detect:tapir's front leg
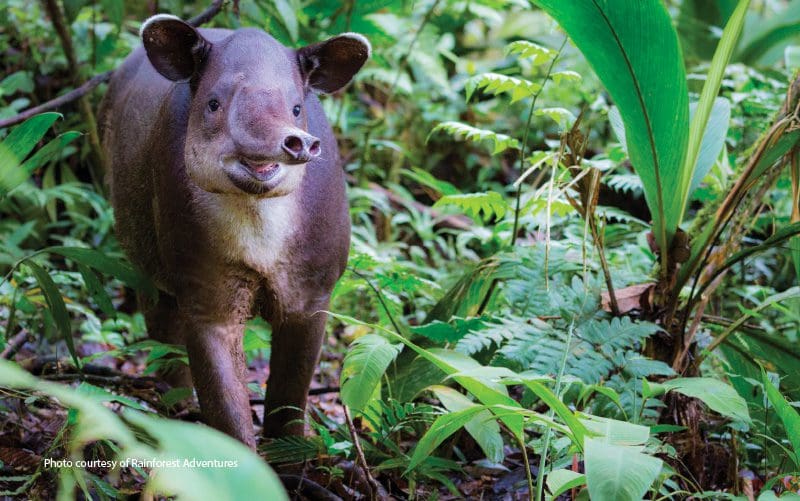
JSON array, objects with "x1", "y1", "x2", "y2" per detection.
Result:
[
  {"x1": 263, "y1": 296, "x2": 329, "y2": 438},
  {"x1": 181, "y1": 280, "x2": 257, "y2": 448},
  {"x1": 186, "y1": 321, "x2": 255, "y2": 448}
]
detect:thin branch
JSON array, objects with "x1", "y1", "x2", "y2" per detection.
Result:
[
  {"x1": 42, "y1": 0, "x2": 106, "y2": 189},
  {"x1": 343, "y1": 405, "x2": 380, "y2": 501},
  {"x1": 0, "y1": 71, "x2": 113, "y2": 130},
  {"x1": 0, "y1": 330, "x2": 28, "y2": 360},
  {"x1": 188, "y1": 0, "x2": 228, "y2": 26}
]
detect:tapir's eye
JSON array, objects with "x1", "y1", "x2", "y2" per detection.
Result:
[
  {"x1": 292, "y1": 105, "x2": 302, "y2": 117},
  {"x1": 208, "y1": 99, "x2": 220, "y2": 112}
]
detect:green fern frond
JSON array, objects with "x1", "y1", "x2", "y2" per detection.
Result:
[
  {"x1": 262, "y1": 435, "x2": 325, "y2": 464},
  {"x1": 506, "y1": 40, "x2": 556, "y2": 65},
  {"x1": 605, "y1": 173, "x2": 644, "y2": 196},
  {"x1": 551, "y1": 70, "x2": 582, "y2": 84},
  {"x1": 464, "y1": 73, "x2": 542, "y2": 103},
  {"x1": 429, "y1": 121, "x2": 520, "y2": 155},
  {"x1": 433, "y1": 192, "x2": 511, "y2": 222},
  {"x1": 535, "y1": 107, "x2": 577, "y2": 129}
]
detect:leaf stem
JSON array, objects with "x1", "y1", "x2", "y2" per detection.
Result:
[
  {"x1": 511, "y1": 37, "x2": 568, "y2": 246},
  {"x1": 534, "y1": 319, "x2": 575, "y2": 501}
]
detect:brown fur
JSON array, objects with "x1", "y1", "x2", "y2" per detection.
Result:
[{"x1": 99, "y1": 18, "x2": 368, "y2": 447}]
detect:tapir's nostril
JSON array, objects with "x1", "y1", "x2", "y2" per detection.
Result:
[
  {"x1": 309, "y1": 140, "x2": 321, "y2": 157},
  {"x1": 283, "y1": 135, "x2": 304, "y2": 155}
]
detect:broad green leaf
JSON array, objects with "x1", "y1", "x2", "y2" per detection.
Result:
[
  {"x1": 74, "y1": 382, "x2": 145, "y2": 411},
  {"x1": 328, "y1": 312, "x2": 524, "y2": 436},
  {"x1": 581, "y1": 416, "x2": 650, "y2": 445},
  {"x1": 430, "y1": 385, "x2": 504, "y2": 463},
  {"x1": 25, "y1": 261, "x2": 79, "y2": 368},
  {"x1": 341, "y1": 334, "x2": 401, "y2": 412},
  {"x1": 547, "y1": 469, "x2": 586, "y2": 499},
  {"x1": 77, "y1": 263, "x2": 116, "y2": 318},
  {"x1": 0, "y1": 113, "x2": 62, "y2": 195},
  {"x1": 679, "y1": 0, "x2": 749, "y2": 219},
  {"x1": 44, "y1": 246, "x2": 157, "y2": 299},
  {"x1": 534, "y1": 0, "x2": 690, "y2": 257},
  {"x1": 522, "y1": 379, "x2": 588, "y2": 448},
  {"x1": 688, "y1": 98, "x2": 731, "y2": 198},
  {"x1": 584, "y1": 438, "x2": 662, "y2": 501},
  {"x1": 0, "y1": 112, "x2": 61, "y2": 162},
  {"x1": 762, "y1": 370, "x2": 800, "y2": 467},
  {"x1": 661, "y1": 377, "x2": 750, "y2": 423},
  {"x1": 0, "y1": 359, "x2": 134, "y2": 446},
  {"x1": 124, "y1": 411, "x2": 287, "y2": 500},
  {"x1": 0, "y1": 360, "x2": 286, "y2": 500},
  {"x1": 406, "y1": 405, "x2": 489, "y2": 473},
  {"x1": 19, "y1": 131, "x2": 81, "y2": 175}
]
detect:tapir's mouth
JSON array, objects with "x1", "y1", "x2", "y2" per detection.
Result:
[{"x1": 239, "y1": 158, "x2": 282, "y2": 181}]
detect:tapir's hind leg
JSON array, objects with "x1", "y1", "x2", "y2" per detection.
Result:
[
  {"x1": 262, "y1": 295, "x2": 330, "y2": 438},
  {"x1": 140, "y1": 291, "x2": 193, "y2": 389}
]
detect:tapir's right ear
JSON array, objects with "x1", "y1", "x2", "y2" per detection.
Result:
[{"x1": 141, "y1": 15, "x2": 211, "y2": 82}]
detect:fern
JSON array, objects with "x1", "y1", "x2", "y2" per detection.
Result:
[
  {"x1": 550, "y1": 70, "x2": 582, "y2": 84},
  {"x1": 506, "y1": 40, "x2": 556, "y2": 65},
  {"x1": 341, "y1": 334, "x2": 402, "y2": 412},
  {"x1": 464, "y1": 72, "x2": 542, "y2": 103},
  {"x1": 262, "y1": 435, "x2": 325, "y2": 463},
  {"x1": 493, "y1": 316, "x2": 662, "y2": 384},
  {"x1": 433, "y1": 191, "x2": 511, "y2": 221},
  {"x1": 535, "y1": 107, "x2": 577, "y2": 129},
  {"x1": 429, "y1": 121, "x2": 520, "y2": 155},
  {"x1": 606, "y1": 173, "x2": 644, "y2": 196},
  {"x1": 457, "y1": 316, "x2": 550, "y2": 355}
]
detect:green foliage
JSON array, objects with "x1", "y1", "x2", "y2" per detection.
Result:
[
  {"x1": 762, "y1": 371, "x2": 800, "y2": 468},
  {"x1": 0, "y1": 360, "x2": 286, "y2": 499},
  {"x1": 534, "y1": 0, "x2": 690, "y2": 257},
  {"x1": 428, "y1": 121, "x2": 520, "y2": 155},
  {"x1": 433, "y1": 191, "x2": 510, "y2": 221},
  {"x1": 584, "y1": 438, "x2": 663, "y2": 501},
  {"x1": 465, "y1": 73, "x2": 542, "y2": 103},
  {"x1": 340, "y1": 333, "x2": 401, "y2": 413},
  {"x1": 651, "y1": 377, "x2": 751, "y2": 424},
  {"x1": 1, "y1": 0, "x2": 799, "y2": 498}
]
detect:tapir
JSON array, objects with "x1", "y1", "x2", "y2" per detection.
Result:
[{"x1": 98, "y1": 14, "x2": 369, "y2": 448}]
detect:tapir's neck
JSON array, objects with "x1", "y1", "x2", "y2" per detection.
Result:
[{"x1": 201, "y1": 192, "x2": 298, "y2": 275}]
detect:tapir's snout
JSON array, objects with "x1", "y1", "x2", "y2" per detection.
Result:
[{"x1": 282, "y1": 129, "x2": 321, "y2": 164}]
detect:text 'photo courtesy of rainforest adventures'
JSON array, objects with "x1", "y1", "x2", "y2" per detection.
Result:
[{"x1": 1, "y1": 0, "x2": 800, "y2": 499}]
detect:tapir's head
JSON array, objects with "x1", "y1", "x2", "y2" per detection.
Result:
[{"x1": 140, "y1": 15, "x2": 370, "y2": 197}]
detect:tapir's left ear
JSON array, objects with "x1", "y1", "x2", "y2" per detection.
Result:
[
  {"x1": 298, "y1": 33, "x2": 371, "y2": 94},
  {"x1": 141, "y1": 14, "x2": 211, "y2": 82}
]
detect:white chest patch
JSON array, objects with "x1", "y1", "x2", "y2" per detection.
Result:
[{"x1": 203, "y1": 193, "x2": 298, "y2": 276}]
